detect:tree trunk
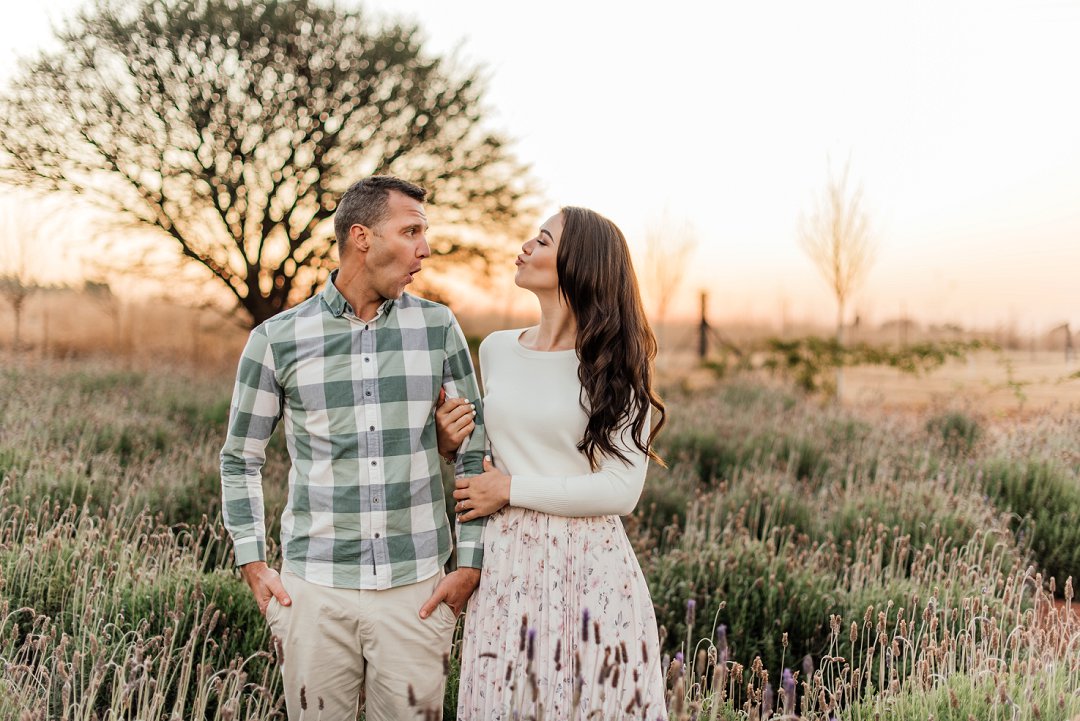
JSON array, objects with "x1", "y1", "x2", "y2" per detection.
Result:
[
  {"x1": 243, "y1": 293, "x2": 287, "y2": 328},
  {"x1": 835, "y1": 302, "x2": 845, "y2": 402}
]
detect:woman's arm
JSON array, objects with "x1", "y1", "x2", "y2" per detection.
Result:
[
  {"x1": 508, "y1": 445, "x2": 646, "y2": 517},
  {"x1": 453, "y1": 419, "x2": 650, "y2": 520}
]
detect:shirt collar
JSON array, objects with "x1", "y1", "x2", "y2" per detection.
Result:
[{"x1": 322, "y1": 270, "x2": 396, "y2": 319}]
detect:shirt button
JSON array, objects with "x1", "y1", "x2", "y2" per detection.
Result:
[
  {"x1": 374, "y1": 533, "x2": 380, "y2": 539},
  {"x1": 373, "y1": 497, "x2": 379, "y2": 503},
  {"x1": 369, "y1": 426, "x2": 375, "y2": 431},
  {"x1": 364, "y1": 357, "x2": 370, "y2": 362},
  {"x1": 371, "y1": 460, "x2": 377, "y2": 466},
  {"x1": 365, "y1": 391, "x2": 371, "y2": 396},
  {"x1": 364, "y1": 325, "x2": 369, "y2": 330}
]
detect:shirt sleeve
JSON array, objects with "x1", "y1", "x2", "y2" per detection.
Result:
[
  {"x1": 508, "y1": 411, "x2": 651, "y2": 518},
  {"x1": 442, "y1": 312, "x2": 487, "y2": 569},
  {"x1": 219, "y1": 326, "x2": 285, "y2": 566}
]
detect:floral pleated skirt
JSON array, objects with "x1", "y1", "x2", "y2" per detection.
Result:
[{"x1": 457, "y1": 507, "x2": 667, "y2": 721}]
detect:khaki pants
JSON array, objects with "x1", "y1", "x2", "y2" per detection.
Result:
[{"x1": 266, "y1": 568, "x2": 458, "y2": 721}]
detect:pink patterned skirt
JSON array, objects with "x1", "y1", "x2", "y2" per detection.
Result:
[{"x1": 457, "y1": 507, "x2": 667, "y2": 720}]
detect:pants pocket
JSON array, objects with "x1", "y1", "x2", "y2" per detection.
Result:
[
  {"x1": 266, "y1": 573, "x2": 293, "y2": 636},
  {"x1": 436, "y1": 600, "x2": 458, "y2": 629}
]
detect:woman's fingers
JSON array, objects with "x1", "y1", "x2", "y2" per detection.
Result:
[
  {"x1": 439, "y1": 397, "x2": 472, "y2": 418},
  {"x1": 457, "y1": 503, "x2": 496, "y2": 523},
  {"x1": 449, "y1": 413, "x2": 471, "y2": 431},
  {"x1": 435, "y1": 397, "x2": 468, "y2": 425},
  {"x1": 450, "y1": 415, "x2": 475, "y2": 438},
  {"x1": 447, "y1": 402, "x2": 475, "y2": 425}
]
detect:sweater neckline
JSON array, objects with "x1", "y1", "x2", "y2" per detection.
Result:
[{"x1": 513, "y1": 329, "x2": 578, "y2": 359}]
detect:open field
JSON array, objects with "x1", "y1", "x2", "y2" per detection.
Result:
[
  {"x1": 844, "y1": 351, "x2": 1080, "y2": 413},
  {"x1": 1, "y1": 350, "x2": 1078, "y2": 720},
  {"x1": 662, "y1": 349, "x2": 1080, "y2": 415},
  {"x1": 4, "y1": 289, "x2": 1080, "y2": 413}
]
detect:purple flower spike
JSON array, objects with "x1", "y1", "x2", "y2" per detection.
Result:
[
  {"x1": 674, "y1": 651, "x2": 684, "y2": 664},
  {"x1": 762, "y1": 682, "x2": 774, "y2": 714},
  {"x1": 685, "y1": 598, "x2": 697, "y2": 625},
  {"x1": 782, "y1": 668, "x2": 796, "y2": 714},
  {"x1": 581, "y1": 608, "x2": 590, "y2": 642}
]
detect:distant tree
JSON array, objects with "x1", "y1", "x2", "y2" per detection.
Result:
[
  {"x1": 798, "y1": 160, "x2": 877, "y2": 398},
  {"x1": 799, "y1": 160, "x2": 876, "y2": 343},
  {"x1": 0, "y1": 274, "x2": 33, "y2": 349},
  {"x1": 0, "y1": 198, "x2": 47, "y2": 348},
  {"x1": 84, "y1": 280, "x2": 125, "y2": 351},
  {"x1": 642, "y1": 210, "x2": 698, "y2": 337},
  {"x1": 0, "y1": 0, "x2": 533, "y2": 326}
]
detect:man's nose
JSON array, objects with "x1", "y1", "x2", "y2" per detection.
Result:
[{"x1": 417, "y1": 234, "x2": 431, "y2": 258}]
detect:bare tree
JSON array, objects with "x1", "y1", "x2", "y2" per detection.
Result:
[
  {"x1": 0, "y1": 273, "x2": 33, "y2": 349},
  {"x1": 0, "y1": 0, "x2": 535, "y2": 327},
  {"x1": 84, "y1": 279, "x2": 125, "y2": 351},
  {"x1": 641, "y1": 210, "x2": 698, "y2": 341},
  {"x1": 798, "y1": 160, "x2": 877, "y2": 398},
  {"x1": 799, "y1": 160, "x2": 876, "y2": 343},
  {"x1": 0, "y1": 198, "x2": 47, "y2": 348}
]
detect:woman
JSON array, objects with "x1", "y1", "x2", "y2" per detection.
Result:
[{"x1": 436, "y1": 207, "x2": 668, "y2": 720}]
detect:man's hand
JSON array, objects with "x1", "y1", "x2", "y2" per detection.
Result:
[
  {"x1": 453, "y1": 457, "x2": 511, "y2": 522},
  {"x1": 239, "y1": 561, "x2": 293, "y2": 616},
  {"x1": 419, "y1": 567, "x2": 482, "y2": 619},
  {"x1": 435, "y1": 389, "x2": 475, "y2": 460}
]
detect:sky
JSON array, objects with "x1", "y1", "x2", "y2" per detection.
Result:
[{"x1": 2, "y1": 0, "x2": 1078, "y2": 331}]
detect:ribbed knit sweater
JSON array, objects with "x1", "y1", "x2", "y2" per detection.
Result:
[{"x1": 479, "y1": 329, "x2": 649, "y2": 517}]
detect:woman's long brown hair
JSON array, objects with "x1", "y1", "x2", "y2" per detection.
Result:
[{"x1": 556, "y1": 206, "x2": 666, "y2": 470}]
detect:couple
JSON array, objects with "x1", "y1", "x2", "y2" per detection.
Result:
[{"x1": 220, "y1": 175, "x2": 667, "y2": 720}]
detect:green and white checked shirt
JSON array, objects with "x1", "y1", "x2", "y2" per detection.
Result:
[{"x1": 220, "y1": 272, "x2": 487, "y2": 590}]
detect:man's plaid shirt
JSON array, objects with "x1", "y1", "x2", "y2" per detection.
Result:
[{"x1": 220, "y1": 272, "x2": 487, "y2": 590}]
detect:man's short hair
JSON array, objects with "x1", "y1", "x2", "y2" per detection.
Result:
[{"x1": 334, "y1": 175, "x2": 427, "y2": 246}]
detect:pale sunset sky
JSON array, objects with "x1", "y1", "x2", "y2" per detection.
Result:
[{"x1": 2, "y1": 0, "x2": 1078, "y2": 331}]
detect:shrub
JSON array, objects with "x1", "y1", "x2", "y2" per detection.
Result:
[
  {"x1": 979, "y1": 459, "x2": 1080, "y2": 586},
  {"x1": 926, "y1": 410, "x2": 982, "y2": 455}
]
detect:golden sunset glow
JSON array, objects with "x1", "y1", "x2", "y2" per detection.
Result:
[{"x1": 3, "y1": 0, "x2": 1078, "y2": 330}]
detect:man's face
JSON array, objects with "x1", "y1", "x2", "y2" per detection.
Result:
[{"x1": 364, "y1": 190, "x2": 431, "y2": 299}]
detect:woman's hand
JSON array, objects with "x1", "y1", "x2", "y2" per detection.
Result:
[
  {"x1": 435, "y1": 390, "x2": 476, "y2": 461},
  {"x1": 454, "y1": 457, "x2": 510, "y2": 522}
]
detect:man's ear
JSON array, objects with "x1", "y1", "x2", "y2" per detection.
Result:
[{"x1": 347, "y1": 223, "x2": 372, "y2": 254}]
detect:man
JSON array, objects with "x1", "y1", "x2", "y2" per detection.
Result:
[{"x1": 220, "y1": 175, "x2": 485, "y2": 720}]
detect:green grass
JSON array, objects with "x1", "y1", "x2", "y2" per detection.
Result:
[
  {"x1": 2, "y1": 356, "x2": 1078, "y2": 720},
  {"x1": 978, "y1": 458, "x2": 1080, "y2": 586}
]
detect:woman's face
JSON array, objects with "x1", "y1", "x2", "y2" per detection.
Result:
[{"x1": 514, "y1": 213, "x2": 563, "y2": 292}]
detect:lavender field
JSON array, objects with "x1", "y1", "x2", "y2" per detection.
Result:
[{"x1": 1, "y1": 354, "x2": 1078, "y2": 720}]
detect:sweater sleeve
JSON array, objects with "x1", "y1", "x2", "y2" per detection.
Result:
[{"x1": 508, "y1": 411, "x2": 651, "y2": 517}]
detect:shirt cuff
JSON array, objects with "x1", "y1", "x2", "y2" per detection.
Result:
[
  {"x1": 456, "y1": 543, "x2": 484, "y2": 570},
  {"x1": 460, "y1": 448, "x2": 485, "y2": 477},
  {"x1": 232, "y1": 537, "x2": 266, "y2": 566}
]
